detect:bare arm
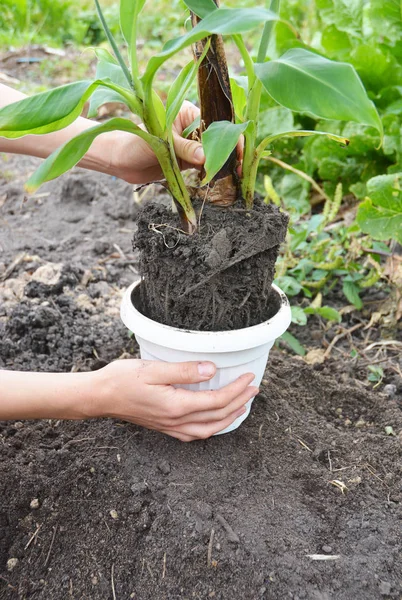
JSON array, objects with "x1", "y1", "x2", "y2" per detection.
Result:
[
  {"x1": 0, "y1": 361, "x2": 257, "y2": 441},
  {"x1": 0, "y1": 84, "x2": 205, "y2": 183},
  {"x1": 0, "y1": 83, "x2": 115, "y2": 174}
]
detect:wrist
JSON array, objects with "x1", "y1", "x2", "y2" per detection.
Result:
[{"x1": 85, "y1": 365, "x2": 116, "y2": 420}]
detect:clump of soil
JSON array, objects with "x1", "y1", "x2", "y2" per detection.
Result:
[{"x1": 134, "y1": 200, "x2": 288, "y2": 331}]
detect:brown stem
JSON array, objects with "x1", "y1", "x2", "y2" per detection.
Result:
[{"x1": 191, "y1": 2, "x2": 239, "y2": 206}]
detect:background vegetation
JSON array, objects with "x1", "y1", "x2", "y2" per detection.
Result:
[{"x1": 1, "y1": 0, "x2": 401, "y2": 357}]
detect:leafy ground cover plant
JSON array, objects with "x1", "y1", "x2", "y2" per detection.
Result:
[
  {"x1": 261, "y1": 0, "x2": 402, "y2": 243},
  {"x1": 0, "y1": 0, "x2": 382, "y2": 332}
]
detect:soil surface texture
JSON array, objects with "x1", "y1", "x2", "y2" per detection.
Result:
[
  {"x1": 135, "y1": 201, "x2": 288, "y2": 331},
  {"x1": 0, "y1": 158, "x2": 401, "y2": 600}
]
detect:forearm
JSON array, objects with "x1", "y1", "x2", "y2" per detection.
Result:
[
  {"x1": 0, "y1": 369, "x2": 99, "y2": 421},
  {"x1": 0, "y1": 84, "x2": 114, "y2": 174}
]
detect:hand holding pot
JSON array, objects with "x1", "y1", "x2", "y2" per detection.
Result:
[{"x1": 94, "y1": 359, "x2": 258, "y2": 442}]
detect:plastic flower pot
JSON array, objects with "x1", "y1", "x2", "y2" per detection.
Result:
[{"x1": 120, "y1": 280, "x2": 291, "y2": 435}]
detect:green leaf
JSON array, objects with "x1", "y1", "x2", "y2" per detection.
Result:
[
  {"x1": 94, "y1": 0, "x2": 133, "y2": 89},
  {"x1": 366, "y1": 0, "x2": 402, "y2": 44},
  {"x1": 88, "y1": 61, "x2": 133, "y2": 118},
  {"x1": 291, "y1": 306, "x2": 307, "y2": 326},
  {"x1": 202, "y1": 121, "x2": 249, "y2": 184},
  {"x1": 280, "y1": 332, "x2": 306, "y2": 356},
  {"x1": 230, "y1": 78, "x2": 248, "y2": 121},
  {"x1": 258, "y1": 0, "x2": 280, "y2": 62},
  {"x1": 151, "y1": 90, "x2": 167, "y2": 131},
  {"x1": 25, "y1": 118, "x2": 158, "y2": 193},
  {"x1": 275, "y1": 275, "x2": 302, "y2": 296},
  {"x1": 143, "y1": 8, "x2": 279, "y2": 85},
  {"x1": 368, "y1": 365, "x2": 384, "y2": 383},
  {"x1": 315, "y1": 0, "x2": 363, "y2": 37},
  {"x1": 304, "y1": 306, "x2": 342, "y2": 322},
  {"x1": 258, "y1": 106, "x2": 294, "y2": 140},
  {"x1": 342, "y1": 280, "x2": 363, "y2": 309},
  {"x1": 182, "y1": 0, "x2": 218, "y2": 18},
  {"x1": 120, "y1": 0, "x2": 146, "y2": 47},
  {"x1": 91, "y1": 48, "x2": 118, "y2": 65},
  {"x1": 0, "y1": 80, "x2": 113, "y2": 138},
  {"x1": 91, "y1": 47, "x2": 119, "y2": 65},
  {"x1": 166, "y1": 40, "x2": 210, "y2": 129},
  {"x1": 183, "y1": 116, "x2": 200, "y2": 139},
  {"x1": 357, "y1": 173, "x2": 402, "y2": 244},
  {"x1": 255, "y1": 48, "x2": 383, "y2": 135}
]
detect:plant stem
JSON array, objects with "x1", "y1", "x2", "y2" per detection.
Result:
[
  {"x1": 232, "y1": 35, "x2": 262, "y2": 208},
  {"x1": 152, "y1": 133, "x2": 196, "y2": 233},
  {"x1": 191, "y1": 2, "x2": 239, "y2": 198}
]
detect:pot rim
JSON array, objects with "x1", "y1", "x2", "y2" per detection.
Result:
[{"x1": 120, "y1": 280, "x2": 292, "y2": 353}]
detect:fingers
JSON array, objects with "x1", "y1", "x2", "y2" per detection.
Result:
[
  {"x1": 171, "y1": 384, "x2": 258, "y2": 425},
  {"x1": 140, "y1": 360, "x2": 217, "y2": 385},
  {"x1": 172, "y1": 129, "x2": 205, "y2": 169},
  {"x1": 162, "y1": 403, "x2": 251, "y2": 442},
  {"x1": 173, "y1": 372, "x2": 256, "y2": 415}
]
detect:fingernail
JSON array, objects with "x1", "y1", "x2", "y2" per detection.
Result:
[
  {"x1": 237, "y1": 406, "x2": 247, "y2": 416},
  {"x1": 194, "y1": 146, "x2": 205, "y2": 163},
  {"x1": 198, "y1": 362, "x2": 215, "y2": 377}
]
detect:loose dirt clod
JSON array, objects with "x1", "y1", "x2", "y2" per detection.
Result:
[{"x1": 6, "y1": 559, "x2": 18, "y2": 572}]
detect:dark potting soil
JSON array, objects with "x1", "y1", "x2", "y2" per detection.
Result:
[
  {"x1": 134, "y1": 200, "x2": 288, "y2": 331},
  {"x1": 0, "y1": 158, "x2": 401, "y2": 599}
]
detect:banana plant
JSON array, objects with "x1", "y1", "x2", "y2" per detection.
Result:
[{"x1": 0, "y1": 0, "x2": 382, "y2": 233}]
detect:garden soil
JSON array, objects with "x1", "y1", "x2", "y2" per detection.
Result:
[{"x1": 0, "y1": 157, "x2": 401, "y2": 600}]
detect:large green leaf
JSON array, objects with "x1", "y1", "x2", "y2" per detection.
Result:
[
  {"x1": 315, "y1": 0, "x2": 364, "y2": 36},
  {"x1": 25, "y1": 118, "x2": 157, "y2": 193},
  {"x1": 357, "y1": 173, "x2": 402, "y2": 243},
  {"x1": 366, "y1": 0, "x2": 402, "y2": 44},
  {"x1": 182, "y1": 0, "x2": 217, "y2": 18},
  {"x1": 120, "y1": 0, "x2": 146, "y2": 47},
  {"x1": 0, "y1": 81, "x2": 101, "y2": 138},
  {"x1": 255, "y1": 48, "x2": 382, "y2": 135},
  {"x1": 202, "y1": 121, "x2": 249, "y2": 184},
  {"x1": 143, "y1": 8, "x2": 279, "y2": 85}
]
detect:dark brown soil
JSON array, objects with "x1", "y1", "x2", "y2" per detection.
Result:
[
  {"x1": 1, "y1": 158, "x2": 401, "y2": 600},
  {"x1": 134, "y1": 201, "x2": 288, "y2": 330}
]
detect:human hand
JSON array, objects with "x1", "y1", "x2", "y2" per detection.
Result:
[
  {"x1": 108, "y1": 101, "x2": 205, "y2": 184},
  {"x1": 106, "y1": 101, "x2": 243, "y2": 184},
  {"x1": 93, "y1": 359, "x2": 258, "y2": 442}
]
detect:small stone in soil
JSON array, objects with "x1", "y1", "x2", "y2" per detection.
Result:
[
  {"x1": 110, "y1": 509, "x2": 118, "y2": 520},
  {"x1": 379, "y1": 581, "x2": 392, "y2": 596},
  {"x1": 322, "y1": 545, "x2": 332, "y2": 553},
  {"x1": 157, "y1": 460, "x2": 171, "y2": 475},
  {"x1": 30, "y1": 498, "x2": 40, "y2": 509},
  {"x1": 130, "y1": 481, "x2": 148, "y2": 496},
  {"x1": 7, "y1": 558, "x2": 19, "y2": 571},
  {"x1": 384, "y1": 384, "x2": 397, "y2": 397}
]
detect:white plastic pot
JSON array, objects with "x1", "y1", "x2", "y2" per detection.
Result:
[{"x1": 120, "y1": 280, "x2": 291, "y2": 434}]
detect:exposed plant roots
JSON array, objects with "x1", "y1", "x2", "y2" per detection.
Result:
[{"x1": 134, "y1": 199, "x2": 288, "y2": 331}]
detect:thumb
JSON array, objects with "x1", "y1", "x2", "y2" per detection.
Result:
[
  {"x1": 172, "y1": 131, "x2": 205, "y2": 168},
  {"x1": 142, "y1": 360, "x2": 216, "y2": 385}
]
